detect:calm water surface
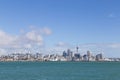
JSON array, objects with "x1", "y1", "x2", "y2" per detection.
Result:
[{"x1": 0, "y1": 62, "x2": 120, "y2": 80}]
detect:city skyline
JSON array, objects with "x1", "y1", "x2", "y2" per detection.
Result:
[{"x1": 0, "y1": 0, "x2": 120, "y2": 57}]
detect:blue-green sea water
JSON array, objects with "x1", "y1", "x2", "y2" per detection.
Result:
[{"x1": 0, "y1": 62, "x2": 120, "y2": 80}]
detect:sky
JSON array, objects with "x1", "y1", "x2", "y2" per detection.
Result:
[{"x1": 0, "y1": 0, "x2": 120, "y2": 57}]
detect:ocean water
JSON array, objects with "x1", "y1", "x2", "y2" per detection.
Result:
[{"x1": 0, "y1": 62, "x2": 120, "y2": 80}]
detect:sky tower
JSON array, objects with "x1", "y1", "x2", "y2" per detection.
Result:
[{"x1": 76, "y1": 46, "x2": 79, "y2": 53}]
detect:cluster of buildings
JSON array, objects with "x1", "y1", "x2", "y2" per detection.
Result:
[
  {"x1": 62, "y1": 48, "x2": 120, "y2": 62},
  {"x1": 0, "y1": 47, "x2": 120, "y2": 62},
  {"x1": 62, "y1": 49, "x2": 103, "y2": 61}
]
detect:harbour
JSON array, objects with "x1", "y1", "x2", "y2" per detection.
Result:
[{"x1": 0, "y1": 61, "x2": 120, "y2": 80}]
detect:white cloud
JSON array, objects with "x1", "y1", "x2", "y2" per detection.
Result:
[
  {"x1": 0, "y1": 27, "x2": 52, "y2": 54},
  {"x1": 40, "y1": 27, "x2": 52, "y2": 35},
  {"x1": 0, "y1": 48, "x2": 7, "y2": 55},
  {"x1": 23, "y1": 44, "x2": 32, "y2": 48},
  {"x1": 107, "y1": 43, "x2": 120, "y2": 48},
  {"x1": 25, "y1": 30, "x2": 43, "y2": 42},
  {"x1": 0, "y1": 27, "x2": 52, "y2": 55},
  {"x1": 56, "y1": 42, "x2": 68, "y2": 47},
  {"x1": 0, "y1": 30, "x2": 17, "y2": 47}
]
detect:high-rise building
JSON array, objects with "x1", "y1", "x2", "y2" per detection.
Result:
[
  {"x1": 96, "y1": 53, "x2": 103, "y2": 61},
  {"x1": 87, "y1": 51, "x2": 91, "y2": 61},
  {"x1": 74, "y1": 53, "x2": 80, "y2": 59},
  {"x1": 63, "y1": 51, "x2": 67, "y2": 58},
  {"x1": 67, "y1": 49, "x2": 73, "y2": 57}
]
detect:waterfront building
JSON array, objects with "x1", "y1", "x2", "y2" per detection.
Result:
[
  {"x1": 67, "y1": 49, "x2": 73, "y2": 57},
  {"x1": 86, "y1": 51, "x2": 95, "y2": 61},
  {"x1": 66, "y1": 49, "x2": 73, "y2": 61},
  {"x1": 62, "y1": 49, "x2": 73, "y2": 61},
  {"x1": 96, "y1": 53, "x2": 103, "y2": 61},
  {"x1": 58, "y1": 56, "x2": 67, "y2": 61},
  {"x1": 83, "y1": 54, "x2": 88, "y2": 61},
  {"x1": 35, "y1": 53, "x2": 43, "y2": 61},
  {"x1": 63, "y1": 51, "x2": 67, "y2": 58}
]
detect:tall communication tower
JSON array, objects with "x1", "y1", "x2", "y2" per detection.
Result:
[{"x1": 76, "y1": 46, "x2": 79, "y2": 53}]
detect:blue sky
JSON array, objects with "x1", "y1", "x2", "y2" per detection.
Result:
[{"x1": 0, "y1": 0, "x2": 120, "y2": 57}]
